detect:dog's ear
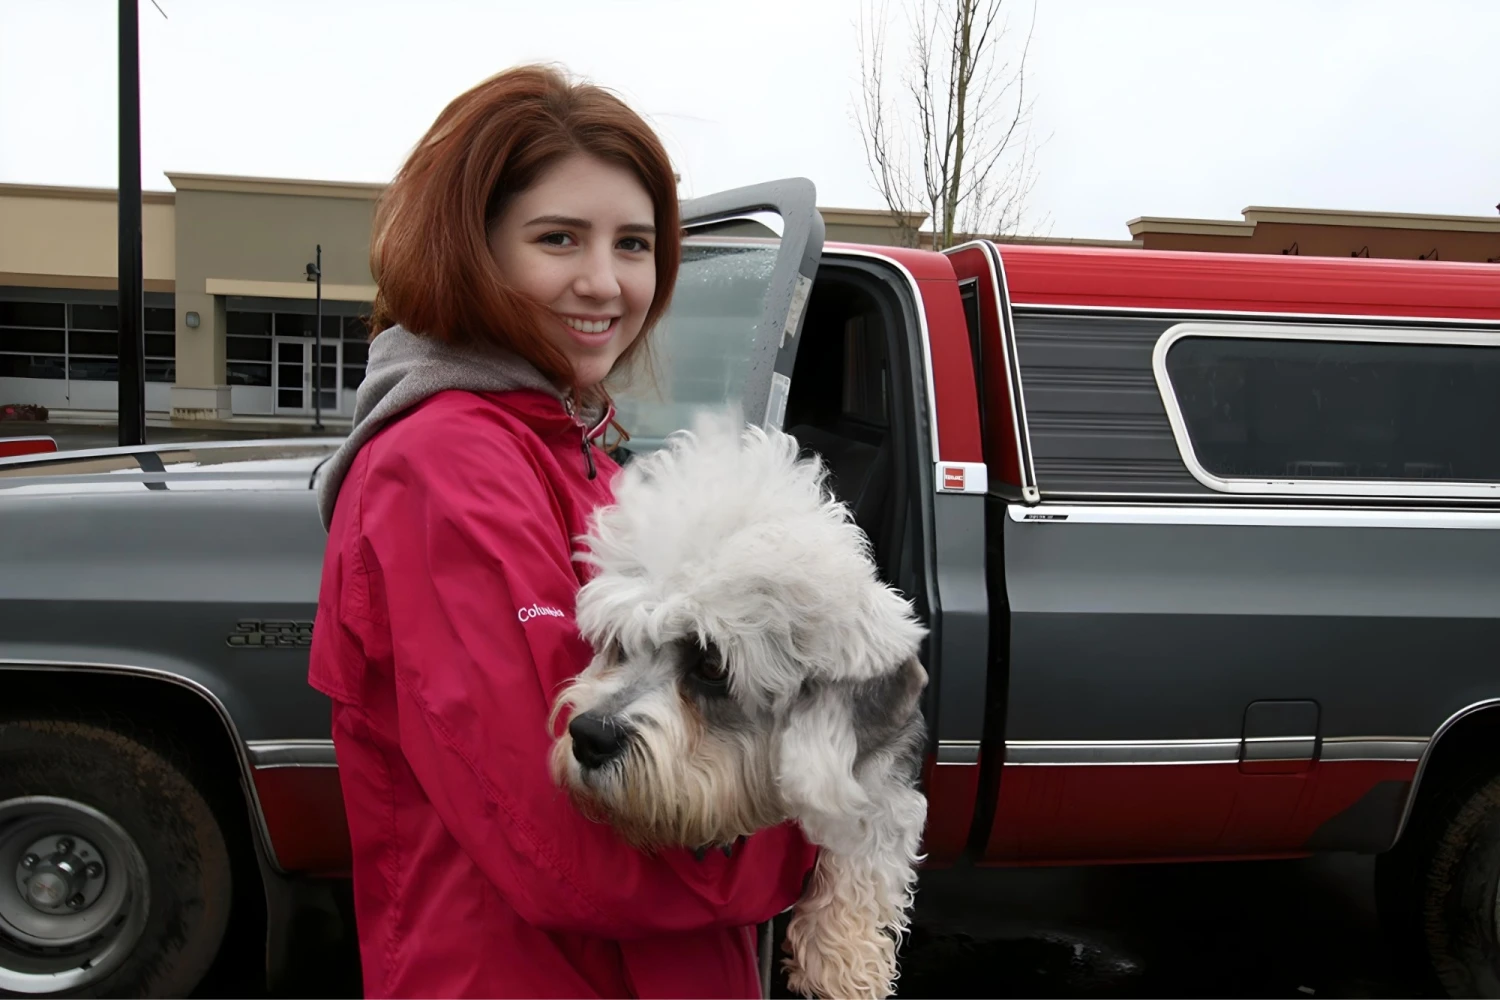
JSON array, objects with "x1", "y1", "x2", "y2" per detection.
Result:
[
  {"x1": 775, "y1": 689, "x2": 870, "y2": 850},
  {"x1": 776, "y1": 664, "x2": 929, "y2": 998},
  {"x1": 890, "y1": 655, "x2": 928, "y2": 725}
]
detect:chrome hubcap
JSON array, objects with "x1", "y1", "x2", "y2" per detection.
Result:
[
  {"x1": 0, "y1": 797, "x2": 150, "y2": 994},
  {"x1": 16, "y1": 832, "x2": 108, "y2": 916}
]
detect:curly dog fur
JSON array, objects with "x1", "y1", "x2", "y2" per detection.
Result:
[{"x1": 549, "y1": 411, "x2": 929, "y2": 999}]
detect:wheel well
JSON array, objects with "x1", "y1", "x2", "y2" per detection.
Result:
[
  {"x1": 0, "y1": 668, "x2": 269, "y2": 958},
  {"x1": 1398, "y1": 702, "x2": 1500, "y2": 844}
]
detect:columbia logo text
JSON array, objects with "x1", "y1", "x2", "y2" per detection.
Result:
[{"x1": 518, "y1": 604, "x2": 567, "y2": 623}]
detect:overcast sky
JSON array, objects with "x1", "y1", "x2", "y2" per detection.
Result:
[{"x1": 1, "y1": 0, "x2": 1495, "y2": 240}]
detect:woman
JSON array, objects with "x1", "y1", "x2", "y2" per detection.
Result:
[{"x1": 308, "y1": 65, "x2": 818, "y2": 999}]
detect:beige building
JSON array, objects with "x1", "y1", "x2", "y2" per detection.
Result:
[
  {"x1": 2, "y1": 174, "x2": 1496, "y2": 426},
  {"x1": 0, "y1": 176, "x2": 963, "y2": 426},
  {"x1": 1126, "y1": 205, "x2": 1500, "y2": 262}
]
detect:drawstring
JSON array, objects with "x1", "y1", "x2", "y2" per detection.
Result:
[
  {"x1": 600, "y1": 414, "x2": 632, "y2": 456},
  {"x1": 563, "y1": 394, "x2": 598, "y2": 481}
]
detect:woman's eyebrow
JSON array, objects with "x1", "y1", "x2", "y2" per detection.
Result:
[{"x1": 525, "y1": 214, "x2": 656, "y2": 235}]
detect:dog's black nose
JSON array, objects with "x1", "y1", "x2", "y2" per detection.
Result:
[{"x1": 569, "y1": 713, "x2": 627, "y2": 768}]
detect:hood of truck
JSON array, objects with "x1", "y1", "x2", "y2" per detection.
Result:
[{"x1": 0, "y1": 437, "x2": 345, "y2": 496}]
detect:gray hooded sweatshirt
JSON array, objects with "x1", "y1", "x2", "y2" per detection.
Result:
[{"x1": 314, "y1": 325, "x2": 603, "y2": 531}]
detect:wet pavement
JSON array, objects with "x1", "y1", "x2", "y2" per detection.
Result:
[
  {"x1": 193, "y1": 853, "x2": 1432, "y2": 999},
  {"x1": 892, "y1": 855, "x2": 1426, "y2": 998}
]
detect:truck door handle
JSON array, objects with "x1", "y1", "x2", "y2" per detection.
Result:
[{"x1": 1240, "y1": 699, "x2": 1320, "y2": 774}]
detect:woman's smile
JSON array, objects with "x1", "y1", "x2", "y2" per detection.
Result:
[{"x1": 556, "y1": 313, "x2": 621, "y2": 346}]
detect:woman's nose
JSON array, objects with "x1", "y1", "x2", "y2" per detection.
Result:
[{"x1": 573, "y1": 249, "x2": 622, "y2": 301}]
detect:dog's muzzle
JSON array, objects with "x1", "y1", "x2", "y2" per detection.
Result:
[{"x1": 568, "y1": 712, "x2": 630, "y2": 769}]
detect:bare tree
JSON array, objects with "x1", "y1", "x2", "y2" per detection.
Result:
[{"x1": 854, "y1": 0, "x2": 1044, "y2": 250}]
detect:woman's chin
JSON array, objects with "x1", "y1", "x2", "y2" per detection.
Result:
[
  {"x1": 557, "y1": 341, "x2": 634, "y2": 395},
  {"x1": 567, "y1": 358, "x2": 617, "y2": 395}
]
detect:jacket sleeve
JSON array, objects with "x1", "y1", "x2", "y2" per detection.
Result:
[{"x1": 352, "y1": 422, "x2": 817, "y2": 940}]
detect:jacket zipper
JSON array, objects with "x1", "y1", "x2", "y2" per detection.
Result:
[{"x1": 563, "y1": 395, "x2": 597, "y2": 481}]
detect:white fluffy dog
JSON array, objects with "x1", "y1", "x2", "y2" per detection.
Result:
[{"x1": 548, "y1": 411, "x2": 930, "y2": 999}]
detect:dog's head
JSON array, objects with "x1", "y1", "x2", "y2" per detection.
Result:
[{"x1": 548, "y1": 411, "x2": 929, "y2": 853}]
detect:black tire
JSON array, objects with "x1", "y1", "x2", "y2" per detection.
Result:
[
  {"x1": 1378, "y1": 770, "x2": 1500, "y2": 998},
  {"x1": 0, "y1": 720, "x2": 232, "y2": 998}
]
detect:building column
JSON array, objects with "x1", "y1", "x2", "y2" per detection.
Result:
[{"x1": 170, "y1": 290, "x2": 230, "y2": 419}]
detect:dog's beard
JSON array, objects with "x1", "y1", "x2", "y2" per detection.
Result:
[{"x1": 549, "y1": 677, "x2": 786, "y2": 851}]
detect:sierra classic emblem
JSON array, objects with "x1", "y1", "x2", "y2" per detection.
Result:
[{"x1": 227, "y1": 619, "x2": 314, "y2": 648}]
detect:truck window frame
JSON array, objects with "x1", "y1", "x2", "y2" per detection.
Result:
[{"x1": 1154, "y1": 320, "x2": 1500, "y2": 501}]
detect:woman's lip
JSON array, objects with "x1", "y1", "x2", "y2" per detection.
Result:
[{"x1": 557, "y1": 315, "x2": 619, "y2": 347}]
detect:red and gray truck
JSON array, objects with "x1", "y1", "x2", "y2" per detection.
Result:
[{"x1": 3, "y1": 178, "x2": 1499, "y2": 997}]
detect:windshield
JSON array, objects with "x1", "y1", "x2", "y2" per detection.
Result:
[{"x1": 610, "y1": 239, "x2": 781, "y2": 452}]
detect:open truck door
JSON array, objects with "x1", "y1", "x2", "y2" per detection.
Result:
[{"x1": 610, "y1": 178, "x2": 825, "y2": 449}]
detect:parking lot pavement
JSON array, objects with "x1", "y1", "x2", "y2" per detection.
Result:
[
  {"x1": 895, "y1": 854, "x2": 1427, "y2": 998},
  {"x1": 192, "y1": 854, "x2": 1427, "y2": 999}
]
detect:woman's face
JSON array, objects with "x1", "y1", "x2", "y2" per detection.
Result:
[{"x1": 489, "y1": 152, "x2": 658, "y2": 391}]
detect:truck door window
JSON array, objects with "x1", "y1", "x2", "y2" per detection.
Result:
[{"x1": 611, "y1": 241, "x2": 781, "y2": 451}]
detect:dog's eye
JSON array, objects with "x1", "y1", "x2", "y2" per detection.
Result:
[{"x1": 682, "y1": 639, "x2": 729, "y2": 696}]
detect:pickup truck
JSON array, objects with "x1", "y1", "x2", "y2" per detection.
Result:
[{"x1": 2, "y1": 178, "x2": 1499, "y2": 998}]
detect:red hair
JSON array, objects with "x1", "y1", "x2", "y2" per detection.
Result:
[{"x1": 368, "y1": 64, "x2": 680, "y2": 397}]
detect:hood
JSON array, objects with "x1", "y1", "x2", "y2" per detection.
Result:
[{"x1": 315, "y1": 325, "x2": 602, "y2": 530}]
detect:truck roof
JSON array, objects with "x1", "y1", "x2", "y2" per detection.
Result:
[
  {"x1": 824, "y1": 239, "x2": 1499, "y2": 323},
  {"x1": 996, "y1": 243, "x2": 1500, "y2": 323}
]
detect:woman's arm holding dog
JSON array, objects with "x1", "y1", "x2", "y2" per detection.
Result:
[{"x1": 354, "y1": 424, "x2": 817, "y2": 940}]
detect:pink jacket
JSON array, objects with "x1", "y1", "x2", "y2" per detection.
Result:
[{"x1": 309, "y1": 384, "x2": 816, "y2": 998}]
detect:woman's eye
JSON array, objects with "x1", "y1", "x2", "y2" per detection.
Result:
[
  {"x1": 539, "y1": 231, "x2": 575, "y2": 247},
  {"x1": 617, "y1": 236, "x2": 651, "y2": 253}
]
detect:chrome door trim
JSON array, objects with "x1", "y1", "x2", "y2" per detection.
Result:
[
  {"x1": 1005, "y1": 739, "x2": 1241, "y2": 766},
  {"x1": 1006, "y1": 736, "x2": 1430, "y2": 767},
  {"x1": 1007, "y1": 502, "x2": 1500, "y2": 530},
  {"x1": 246, "y1": 740, "x2": 337, "y2": 768}
]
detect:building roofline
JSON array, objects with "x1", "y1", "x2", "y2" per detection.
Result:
[
  {"x1": 1125, "y1": 216, "x2": 1256, "y2": 238},
  {"x1": 819, "y1": 206, "x2": 929, "y2": 228},
  {"x1": 165, "y1": 172, "x2": 388, "y2": 200},
  {"x1": 0, "y1": 182, "x2": 175, "y2": 205},
  {"x1": 0, "y1": 178, "x2": 939, "y2": 227},
  {"x1": 1130, "y1": 205, "x2": 1500, "y2": 238},
  {"x1": 1242, "y1": 205, "x2": 1500, "y2": 232}
]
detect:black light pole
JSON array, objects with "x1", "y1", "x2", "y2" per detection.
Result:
[
  {"x1": 117, "y1": 0, "x2": 146, "y2": 446},
  {"x1": 306, "y1": 246, "x2": 323, "y2": 431}
]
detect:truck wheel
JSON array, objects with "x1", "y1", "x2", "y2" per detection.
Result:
[
  {"x1": 1380, "y1": 768, "x2": 1500, "y2": 997},
  {"x1": 0, "y1": 720, "x2": 232, "y2": 998},
  {"x1": 1421, "y1": 770, "x2": 1500, "y2": 997}
]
